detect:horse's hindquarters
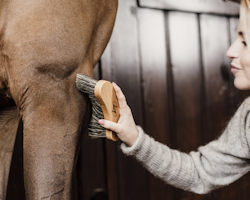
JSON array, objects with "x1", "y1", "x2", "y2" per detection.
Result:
[{"x1": 0, "y1": 96, "x2": 20, "y2": 200}]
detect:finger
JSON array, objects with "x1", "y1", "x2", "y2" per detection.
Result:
[
  {"x1": 112, "y1": 82, "x2": 128, "y2": 109},
  {"x1": 98, "y1": 119, "x2": 122, "y2": 134}
]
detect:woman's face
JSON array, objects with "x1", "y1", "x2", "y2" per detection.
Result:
[{"x1": 227, "y1": 20, "x2": 250, "y2": 90}]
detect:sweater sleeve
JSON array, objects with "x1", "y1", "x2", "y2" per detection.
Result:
[{"x1": 121, "y1": 98, "x2": 250, "y2": 194}]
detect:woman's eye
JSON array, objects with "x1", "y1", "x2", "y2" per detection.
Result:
[{"x1": 242, "y1": 41, "x2": 247, "y2": 46}]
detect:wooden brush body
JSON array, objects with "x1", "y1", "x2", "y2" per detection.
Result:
[{"x1": 94, "y1": 80, "x2": 119, "y2": 141}]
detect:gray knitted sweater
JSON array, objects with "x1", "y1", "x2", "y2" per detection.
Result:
[{"x1": 121, "y1": 97, "x2": 250, "y2": 194}]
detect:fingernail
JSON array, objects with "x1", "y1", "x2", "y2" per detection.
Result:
[{"x1": 98, "y1": 119, "x2": 105, "y2": 126}]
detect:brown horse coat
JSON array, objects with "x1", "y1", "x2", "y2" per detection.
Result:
[{"x1": 0, "y1": 0, "x2": 118, "y2": 199}]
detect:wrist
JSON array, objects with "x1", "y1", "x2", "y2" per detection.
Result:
[{"x1": 127, "y1": 127, "x2": 139, "y2": 147}]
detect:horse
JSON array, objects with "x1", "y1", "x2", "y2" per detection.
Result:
[{"x1": 0, "y1": 0, "x2": 118, "y2": 199}]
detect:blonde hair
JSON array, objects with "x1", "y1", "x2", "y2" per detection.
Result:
[{"x1": 241, "y1": 0, "x2": 250, "y2": 46}]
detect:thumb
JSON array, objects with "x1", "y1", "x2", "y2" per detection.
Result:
[{"x1": 98, "y1": 119, "x2": 121, "y2": 133}]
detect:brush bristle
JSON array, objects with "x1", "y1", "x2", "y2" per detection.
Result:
[{"x1": 76, "y1": 73, "x2": 106, "y2": 139}]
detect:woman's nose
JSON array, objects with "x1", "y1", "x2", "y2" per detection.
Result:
[{"x1": 226, "y1": 40, "x2": 240, "y2": 59}]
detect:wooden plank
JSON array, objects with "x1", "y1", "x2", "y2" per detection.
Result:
[
  {"x1": 101, "y1": 1, "x2": 148, "y2": 199},
  {"x1": 137, "y1": 8, "x2": 174, "y2": 200},
  {"x1": 6, "y1": 120, "x2": 25, "y2": 200},
  {"x1": 76, "y1": 133, "x2": 106, "y2": 200},
  {"x1": 101, "y1": 42, "x2": 113, "y2": 81},
  {"x1": 167, "y1": 11, "x2": 205, "y2": 200},
  {"x1": 109, "y1": 0, "x2": 147, "y2": 198},
  {"x1": 138, "y1": 0, "x2": 239, "y2": 15},
  {"x1": 138, "y1": 8, "x2": 169, "y2": 143},
  {"x1": 242, "y1": 171, "x2": 250, "y2": 200},
  {"x1": 168, "y1": 11, "x2": 203, "y2": 152},
  {"x1": 200, "y1": 14, "x2": 241, "y2": 200},
  {"x1": 200, "y1": 14, "x2": 231, "y2": 140},
  {"x1": 101, "y1": 22, "x2": 119, "y2": 200}
]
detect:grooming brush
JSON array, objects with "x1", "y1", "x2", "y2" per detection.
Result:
[{"x1": 76, "y1": 73, "x2": 119, "y2": 141}]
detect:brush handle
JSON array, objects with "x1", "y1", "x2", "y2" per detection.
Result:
[{"x1": 94, "y1": 80, "x2": 119, "y2": 141}]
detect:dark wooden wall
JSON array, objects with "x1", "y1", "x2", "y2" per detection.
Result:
[
  {"x1": 76, "y1": 0, "x2": 250, "y2": 200},
  {"x1": 6, "y1": 0, "x2": 250, "y2": 200}
]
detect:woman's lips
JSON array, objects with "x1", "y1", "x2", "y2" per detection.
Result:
[{"x1": 231, "y1": 65, "x2": 241, "y2": 73}]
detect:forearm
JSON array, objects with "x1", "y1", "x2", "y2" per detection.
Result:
[
  {"x1": 121, "y1": 126, "x2": 250, "y2": 194},
  {"x1": 121, "y1": 127, "x2": 211, "y2": 194}
]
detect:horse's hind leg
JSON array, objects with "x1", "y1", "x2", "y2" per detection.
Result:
[{"x1": 0, "y1": 95, "x2": 20, "y2": 200}]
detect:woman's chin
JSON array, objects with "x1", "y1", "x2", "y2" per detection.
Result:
[{"x1": 234, "y1": 79, "x2": 250, "y2": 90}]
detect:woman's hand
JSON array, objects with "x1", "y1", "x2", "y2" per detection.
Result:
[{"x1": 98, "y1": 82, "x2": 139, "y2": 147}]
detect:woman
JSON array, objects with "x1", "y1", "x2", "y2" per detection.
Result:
[{"x1": 98, "y1": 0, "x2": 250, "y2": 195}]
